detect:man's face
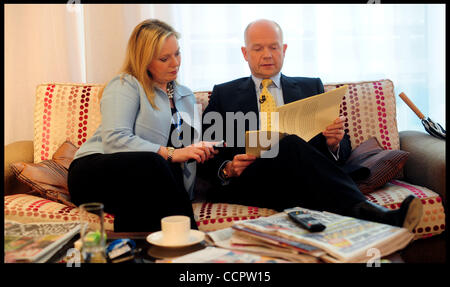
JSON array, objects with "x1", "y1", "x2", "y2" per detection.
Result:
[{"x1": 241, "y1": 22, "x2": 287, "y2": 79}]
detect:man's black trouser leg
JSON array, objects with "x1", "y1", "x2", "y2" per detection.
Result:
[{"x1": 218, "y1": 134, "x2": 367, "y2": 214}]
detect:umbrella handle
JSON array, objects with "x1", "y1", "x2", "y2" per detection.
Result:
[{"x1": 398, "y1": 92, "x2": 425, "y2": 120}]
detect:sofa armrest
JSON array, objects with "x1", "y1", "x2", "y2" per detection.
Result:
[
  {"x1": 4, "y1": 140, "x2": 34, "y2": 195},
  {"x1": 399, "y1": 131, "x2": 446, "y2": 202}
]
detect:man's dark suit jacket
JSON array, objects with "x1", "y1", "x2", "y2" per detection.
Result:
[{"x1": 199, "y1": 74, "x2": 353, "y2": 186}]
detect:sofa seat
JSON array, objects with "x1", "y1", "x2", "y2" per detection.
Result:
[
  {"x1": 4, "y1": 80, "x2": 446, "y2": 242},
  {"x1": 4, "y1": 177, "x2": 445, "y2": 240},
  {"x1": 4, "y1": 193, "x2": 115, "y2": 231}
]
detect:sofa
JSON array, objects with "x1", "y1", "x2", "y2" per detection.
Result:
[{"x1": 4, "y1": 79, "x2": 446, "y2": 262}]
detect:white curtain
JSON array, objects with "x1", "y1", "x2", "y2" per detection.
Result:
[{"x1": 4, "y1": 4, "x2": 445, "y2": 145}]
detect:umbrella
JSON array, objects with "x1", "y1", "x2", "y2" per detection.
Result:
[{"x1": 399, "y1": 92, "x2": 446, "y2": 140}]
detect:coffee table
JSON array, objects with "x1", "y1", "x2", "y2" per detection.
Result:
[{"x1": 50, "y1": 231, "x2": 404, "y2": 263}]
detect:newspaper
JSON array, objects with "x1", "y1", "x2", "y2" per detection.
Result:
[
  {"x1": 246, "y1": 85, "x2": 347, "y2": 157},
  {"x1": 4, "y1": 220, "x2": 80, "y2": 263},
  {"x1": 277, "y1": 85, "x2": 348, "y2": 141},
  {"x1": 206, "y1": 227, "x2": 321, "y2": 263},
  {"x1": 159, "y1": 246, "x2": 289, "y2": 263},
  {"x1": 234, "y1": 207, "x2": 414, "y2": 263}
]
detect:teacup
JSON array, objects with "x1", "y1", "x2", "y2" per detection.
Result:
[{"x1": 161, "y1": 215, "x2": 190, "y2": 245}]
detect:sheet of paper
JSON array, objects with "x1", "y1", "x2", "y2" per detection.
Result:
[{"x1": 276, "y1": 85, "x2": 348, "y2": 141}]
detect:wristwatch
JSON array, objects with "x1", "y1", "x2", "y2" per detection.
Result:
[
  {"x1": 167, "y1": 147, "x2": 175, "y2": 162},
  {"x1": 220, "y1": 163, "x2": 230, "y2": 179}
]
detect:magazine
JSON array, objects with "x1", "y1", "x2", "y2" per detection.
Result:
[
  {"x1": 234, "y1": 207, "x2": 414, "y2": 263},
  {"x1": 206, "y1": 227, "x2": 321, "y2": 263},
  {"x1": 4, "y1": 220, "x2": 81, "y2": 263},
  {"x1": 158, "y1": 246, "x2": 289, "y2": 263}
]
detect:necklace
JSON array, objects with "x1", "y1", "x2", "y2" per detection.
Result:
[{"x1": 167, "y1": 81, "x2": 174, "y2": 99}]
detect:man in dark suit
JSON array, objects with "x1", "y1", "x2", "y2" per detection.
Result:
[{"x1": 199, "y1": 19, "x2": 422, "y2": 231}]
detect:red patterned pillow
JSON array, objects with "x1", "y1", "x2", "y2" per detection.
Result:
[
  {"x1": 9, "y1": 141, "x2": 78, "y2": 207},
  {"x1": 324, "y1": 80, "x2": 399, "y2": 151},
  {"x1": 33, "y1": 83, "x2": 104, "y2": 163}
]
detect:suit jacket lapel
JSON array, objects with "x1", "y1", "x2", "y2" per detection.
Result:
[
  {"x1": 237, "y1": 77, "x2": 260, "y2": 130},
  {"x1": 281, "y1": 74, "x2": 304, "y2": 104}
]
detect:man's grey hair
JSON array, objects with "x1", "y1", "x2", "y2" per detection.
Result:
[{"x1": 244, "y1": 19, "x2": 284, "y2": 46}]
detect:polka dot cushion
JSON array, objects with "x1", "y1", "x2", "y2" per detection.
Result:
[
  {"x1": 324, "y1": 80, "x2": 399, "y2": 151},
  {"x1": 192, "y1": 202, "x2": 278, "y2": 232},
  {"x1": 4, "y1": 194, "x2": 115, "y2": 231},
  {"x1": 33, "y1": 83, "x2": 104, "y2": 163},
  {"x1": 365, "y1": 180, "x2": 445, "y2": 240}
]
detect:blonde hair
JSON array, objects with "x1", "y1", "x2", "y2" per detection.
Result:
[{"x1": 114, "y1": 19, "x2": 180, "y2": 109}]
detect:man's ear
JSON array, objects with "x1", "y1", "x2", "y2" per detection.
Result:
[
  {"x1": 241, "y1": 46, "x2": 248, "y2": 61},
  {"x1": 282, "y1": 43, "x2": 287, "y2": 55}
]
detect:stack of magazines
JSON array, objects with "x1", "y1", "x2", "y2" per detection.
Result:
[
  {"x1": 204, "y1": 207, "x2": 414, "y2": 263},
  {"x1": 4, "y1": 220, "x2": 80, "y2": 263}
]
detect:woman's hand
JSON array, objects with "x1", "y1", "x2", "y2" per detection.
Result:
[{"x1": 168, "y1": 141, "x2": 220, "y2": 163}]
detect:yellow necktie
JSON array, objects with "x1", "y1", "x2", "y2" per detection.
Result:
[{"x1": 259, "y1": 79, "x2": 277, "y2": 131}]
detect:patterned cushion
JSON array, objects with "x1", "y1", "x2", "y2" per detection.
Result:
[
  {"x1": 4, "y1": 194, "x2": 115, "y2": 231},
  {"x1": 33, "y1": 83, "x2": 104, "y2": 163},
  {"x1": 324, "y1": 80, "x2": 399, "y2": 151},
  {"x1": 9, "y1": 141, "x2": 78, "y2": 207},
  {"x1": 193, "y1": 202, "x2": 278, "y2": 232},
  {"x1": 346, "y1": 137, "x2": 409, "y2": 193},
  {"x1": 366, "y1": 180, "x2": 445, "y2": 240}
]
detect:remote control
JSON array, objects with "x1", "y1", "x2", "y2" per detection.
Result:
[
  {"x1": 287, "y1": 210, "x2": 326, "y2": 232},
  {"x1": 213, "y1": 140, "x2": 226, "y2": 150},
  {"x1": 187, "y1": 141, "x2": 227, "y2": 163}
]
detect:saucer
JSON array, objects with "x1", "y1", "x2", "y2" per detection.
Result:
[{"x1": 146, "y1": 230, "x2": 205, "y2": 248}]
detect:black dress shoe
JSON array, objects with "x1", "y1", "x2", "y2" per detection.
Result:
[{"x1": 350, "y1": 195, "x2": 423, "y2": 232}]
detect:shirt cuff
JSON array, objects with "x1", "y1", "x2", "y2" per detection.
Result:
[
  {"x1": 218, "y1": 160, "x2": 231, "y2": 186},
  {"x1": 328, "y1": 145, "x2": 340, "y2": 161}
]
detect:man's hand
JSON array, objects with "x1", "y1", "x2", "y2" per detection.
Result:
[
  {"x1": 322, "y1": 116, "x2": 346, "y2": 153},
  {"x1": 225, "y1": 154, "x2": 257, "y2": 178}
]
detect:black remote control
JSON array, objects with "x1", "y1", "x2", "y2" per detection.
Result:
[
  {"x1": 287, "y1": 210, "x2": 326, "y2": 232},
  {"x1": 187, "y1": 141, "x2": 227, "y2": 163},
  {"x1": 213, "y1": 140, "x2": 226, "y2": 149}
]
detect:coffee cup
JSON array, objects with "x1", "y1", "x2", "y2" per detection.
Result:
[{"x1": 161, "y1": 215, "x2": 191, "y2": 245}]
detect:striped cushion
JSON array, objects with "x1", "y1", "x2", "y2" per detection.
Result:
[
  {"x1": 346, "y1": 137, "x2": 409, "y2": 193},
  {"x1": 9, "y1": 141, "x2": 79, "y2": 207}
]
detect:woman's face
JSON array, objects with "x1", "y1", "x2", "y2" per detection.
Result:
[{"x1": 147, "y1": 35, "x2": 181, "y2": 90}]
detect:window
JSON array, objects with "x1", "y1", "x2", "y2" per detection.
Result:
[{"x1": 170, "y1": 4, "x2": 445, "y2": 132}]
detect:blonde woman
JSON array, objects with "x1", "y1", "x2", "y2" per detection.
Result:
[{"x1": 68, "y1": 19, "x2": 217, "y2": 232}]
